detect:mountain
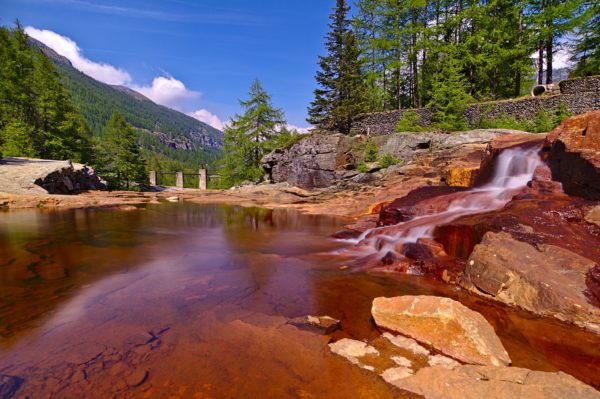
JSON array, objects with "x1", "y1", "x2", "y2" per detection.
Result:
[{"x1": 30, "y1": 38, "x2": 223, "y2": 170}]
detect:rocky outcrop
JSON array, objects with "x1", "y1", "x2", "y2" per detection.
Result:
[
  {"x1": 463, "y1": 232, "x2": 600, "y2": 332},
  {"x1": 262, "y1": 130, "x2": 515, "y2": 189},
  {"x1": 544, "y1": 110, "x2": 600, "y2": 199},
  {"x1": 0, "y1": 157, "x2": 106, "y2": 195},
  {"x1": 393, "y1": 365, "x2": 600, "y2": 399},
  {"x1": 371, "y1": 296, "x2": 511, "y2": 366}
]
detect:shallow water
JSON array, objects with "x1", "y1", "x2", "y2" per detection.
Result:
[{"x1": 0, "y1": 203, "x2": 599, "y2": 398}]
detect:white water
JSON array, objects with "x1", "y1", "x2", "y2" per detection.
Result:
[{"x1": 346, "y1": 146, "x2": 544, "y2": 257}]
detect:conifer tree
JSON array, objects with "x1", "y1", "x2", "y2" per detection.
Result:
[
  {"x1": 97, "y1": 112, "x2": 147, "y2": 190},
  {"x1": 308, "y1": 0, "x2": 366, "y2": 134},
  {"x1": 221, "y1": 79, "x2": 285, "y2": 187},
  {"x1": 570, "y1": 0, "x2": 599, "y2": 77}
]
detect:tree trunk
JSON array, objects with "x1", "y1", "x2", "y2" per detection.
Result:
[
  {"x1": 545, "y1": 37, "x2": 553, "y2": 84},
  {"x1": 537, "y1": 46, "x2": 544, "y2": 84}
]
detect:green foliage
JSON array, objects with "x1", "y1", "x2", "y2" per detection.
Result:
[
  {"x1": 308, "y1": 0, "x2": 367, "y2": 134},
  {"x1": 363, "y1": 139, "x2": 379, "y2": 162},
  {"x1": 36, "y1": 41, "x2": 222, "y2": 170},
  {"x1": 94, "y1": 112, "x2": 148, "y2": 190},
  {"x1": 476, "y1": 102, "x2": 572, "y2": 133},
  {"x1": 570, "y1": 1, "x2": 600, "y2": 77},
  {"x1": 427, "y1": 48, "x2": 472, "y2": 132},
  {"x1": 378, "y1": 153, "x2": 400, "y2": 169},
  {"x1": 221, "y1": 79, "x2": 287, "y2": 187},
  {"x1": 395, "y1": 110, "x2": 424, "y2": 132},
  {"x1": 476, "y1": 113, "x2": 529, "y2": 131},
  {"x1": 0, "y1": 23, "x2": 91, "y2": 162},
  {"x1": 357, "y1": 162, "x2": 369, "y2": 173}
]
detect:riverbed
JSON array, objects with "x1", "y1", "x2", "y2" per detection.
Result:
[{"x1": 0, "y1": 203, "x2": 599, "y2": 397}]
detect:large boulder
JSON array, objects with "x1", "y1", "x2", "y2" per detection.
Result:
[
  {"x1": 392, "y1": 365, "x2": 600, "y2": 399},
  {"x1": 371, "y1": 296, "x2": 511, "y2": 366},
  {"x1": 463, "y1": 232, "x2": 600, "y2": 332},
  {"x1": 544, "y1": 110, "x2": 600, "y2": 199}
]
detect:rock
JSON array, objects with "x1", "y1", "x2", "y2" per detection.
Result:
[
  {"x1": 586, "y1": 206, "x2": 600, "y2": 227},
  {"x1": 428, "y1": 354, "x2": 461, "y2": 369},
  {"x1": 464, "y1": 232, "x2": 600, "y2": 331},
  {"x1": 380, "y1": 367, "x2": 414, "y2": 385},
  {"x1": 0, "y1": 157, "x2": 106, "y2": 195},
  {"x1": 0, "y1": 375, "x2": 24, "y2": 399},
  {"x1": 391, "y1": 356, "x2": 412, "y2": 368},
  {"x1": 166, "y1": 196, "x2": 179, "y2": 202},
  {"x1": 444, "y1": 165, "x2": 479, "y2": 187},
  {"x1": 378, "y1": 186, "x2": 468, "y2": 226},
  {"x1": 372, "y1": 296, "x2": 511, "y2": 366},
  {"x1": 390, "y1": 365, "x2": 600, "y2": 399},
  {"x1": 545, "y1": 110, "x2": 600, "y2": 199},
  {"x1": 382, "y1": 332, "x2": 430, "y2": 357},
  {"x1": 288, "y1": 315, "x2": 341, "y2": 334},
  {"x1": 587, "y1": 265, "x2": 600, "y2": 307},
  {"x1": 329, "y1": 339, "x2": 379, "y2": 370},
  {"x1": 126, "y1": 369, "x2": 148, "y2": 387}
]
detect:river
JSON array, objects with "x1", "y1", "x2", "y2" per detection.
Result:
[{"x1": 0, "y1": 203, "x2": 599, "y2": 397}]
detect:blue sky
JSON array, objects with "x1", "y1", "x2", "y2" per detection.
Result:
[{"x1": 0, "y1": 0, "x2": 335, "y2": 130}]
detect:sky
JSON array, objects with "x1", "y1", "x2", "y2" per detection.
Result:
[{"x1": 0, "y1": 0, "x2": 335, "y2": 131}]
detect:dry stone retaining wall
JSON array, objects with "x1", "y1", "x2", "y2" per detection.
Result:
[{"x1": 352, "y1": 76, "x2": 600, "y2": 135}]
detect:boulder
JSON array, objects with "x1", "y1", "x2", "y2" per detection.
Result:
[
  {"x1": 392, "y1": 365, "x2": 600, "y2": 399},
  {"x1": 544, "y1": 110, "x2": 600, "y2": 199},
  {"x1": 464, "y1": 232, "x2": 600, "y2": 332},
  {"x1": 371, "y1": 296, "x2": 511, "y2": 366}
]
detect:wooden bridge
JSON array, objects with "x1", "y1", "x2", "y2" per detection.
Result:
[{"x1": 148, "y1": 168, "x2": 219, "y2": 190}]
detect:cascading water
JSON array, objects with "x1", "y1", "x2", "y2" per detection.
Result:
[{"x1": 343, "y1": 145, "x2": 544, "y2": 259}]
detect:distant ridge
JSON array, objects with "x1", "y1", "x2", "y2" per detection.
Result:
[{"x1": 29, "y1": 37, "x2": 223, "y2": 169}]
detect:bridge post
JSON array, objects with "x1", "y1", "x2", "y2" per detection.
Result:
[
  {"x1": 176, "y1": 172, "x2": 184, "y2": 189},
  {"x1": 149, "y1": 171, "x2": 157, "y2": 186},
  {"x1": 199, "y1": 168, "x2": 207, "y2": 190}
]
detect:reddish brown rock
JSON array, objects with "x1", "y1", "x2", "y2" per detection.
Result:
[
  {"x1": 378, "y1": 186, "x2": 468, "y2": 226},
  {"x1": 464, "y1": 232, "x2": 600, "y2": 332},
  {"x1": 371, "y1": 296, "x2": 511, "y2": 366},
  {"x1": 393, "y1": 365, "x2": 600, "y2": 399},
  {"x1": 545, "y1": 110, "x2": 600, "y2": 199},
  {"x1": 588, "y1": 265, "x2": 600, "y2": 307}
]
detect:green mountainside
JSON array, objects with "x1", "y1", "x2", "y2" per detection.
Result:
[{"x1": 30, "y1": 38, "x2": 223, "y2": 171}]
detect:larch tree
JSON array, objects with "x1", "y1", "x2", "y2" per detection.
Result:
[
  {"x1": 569, "y1": 0, "x2": 600, "y2": 77},
  {"x1": 221, "y1": 79, "x2": 285, "y2": 187},
  {"x1": 308, "y1": 0, "x2": 367, "y2": 134}
]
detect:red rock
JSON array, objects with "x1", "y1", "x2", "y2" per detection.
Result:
[{"x1": 545, "y1": 110, "x2": 600, "y2": 199}]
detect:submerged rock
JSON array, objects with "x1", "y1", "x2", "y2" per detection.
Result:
[
  {"x1": 464, "y1": 232, "x2": 600, "y2": 332},
  {"x1": 372, "y1": 296, "x2": 511, "y2": 366},
  {"x1": 328, "y1": 339, "x2": 379, "y2": 371},
  {"x1": 545, "y1": 110, "x2": 600, "y2": 200},
  {"x1": 288, "y1": 315, "x2": 341, "y2": 335},
  {"x1": 392, "y1": 365, "x2": 600, "y2": 399}
]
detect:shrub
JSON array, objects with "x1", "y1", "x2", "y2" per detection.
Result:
[
  {"x1": 396, "y1": 110, "x2": 424, "y2": 132},
  {"x1": 476, "y1": 113, "x2": 528, "y2": 130},
  {"x1": 363, "y1": 139, "x2": 379, "y2": 162},
  {"x1": 378, "y1": 153, "x2": 400, "y2": 168},
  {"x1": 357, "y1": 162, "x2": 369, "y2": 173}
]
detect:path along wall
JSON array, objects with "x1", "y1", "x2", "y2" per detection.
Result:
[{"x1": 351, "y1": 76, "x2": 600, "y2": 135}]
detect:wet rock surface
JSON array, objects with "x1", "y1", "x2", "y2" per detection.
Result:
[
  {"x1": 371, "y1": 296, "x2": 511, "y2": 366},
  {"x1": 288, "y1": 315, "x2": 341, "y2": 334},
  {"x1": 545, "y1": 110, "x2": 600, "y2": 199},
  {"x1": 0, "y1": 375, "x2": 24, "y2": 399}
]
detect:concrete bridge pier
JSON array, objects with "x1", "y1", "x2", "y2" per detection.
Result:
[
  {"x1": 176, "y1": 172, "x2": 184, "y2": 189},
  {"x1": 149, "y1": 171, "x2": 157, "y2": 186},
  {"x1": 199, "y1": 168, "x2": 207, "y2": 190}
]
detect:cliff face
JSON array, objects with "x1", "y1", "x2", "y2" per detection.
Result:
[{"x1": 262, "y1": 129, "x2": 521, "y2": 189}]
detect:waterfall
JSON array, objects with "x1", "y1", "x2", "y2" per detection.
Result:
[{"x1": 344, "y1": 146, "x2": 544, "y2": 258}]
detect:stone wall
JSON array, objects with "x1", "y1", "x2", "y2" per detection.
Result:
[{"x1": 352, "y1": 76, "x2": 600, "y2": 136}]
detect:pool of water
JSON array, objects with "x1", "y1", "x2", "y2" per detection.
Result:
[{"x1": 0, "y1": 203, "x2": 599, "y2": 398}]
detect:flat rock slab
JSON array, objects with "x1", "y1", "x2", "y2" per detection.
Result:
[
  {"x1": 464, "y1": 231, "x2": 600, "y2": 332},
  {"x1": 372, "y1": 296, "x2": 510, "y2": 366},
  {"x1": 392, "y1": 365, "x2": 600, "y2": 399}
]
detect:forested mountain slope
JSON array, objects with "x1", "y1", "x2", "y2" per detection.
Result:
[{"x1": 30, "y1": 38, "x2": 223, "y2": 170}]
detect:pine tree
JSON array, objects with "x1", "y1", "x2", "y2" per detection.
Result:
[
  {"x1": 570, "y1": 0, "x2": 600, "y2": 77},
  {"x1": 221, "y1": 79, "x2": 285, "y2": 187},
  {"x1": 308, "y1": 0, "x2": 367, "y2": 134},
  {"x1": 97, "y1": 112, "x2": 147, "y2": 190}
]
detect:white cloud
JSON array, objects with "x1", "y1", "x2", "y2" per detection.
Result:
[
  {"x1": 189, "y1": 109, "x2": 226, "y2": 131},
  {"x1": 25, "y1": 26, "x2": 132, "y2": 85},
  {"x1": 553, "y1": 48, "x2": 572, "y2": 69},
  {"x1": 131, "y1": 76, "x2": 200, "y2": 111}
]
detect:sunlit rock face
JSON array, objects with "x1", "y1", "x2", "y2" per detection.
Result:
[
  {"x1": 371, "y1": 296, "x2": 511, "y2": 367},
  {"x1": 545, "y1": 110, "x2": 600, "y2": 200}
]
